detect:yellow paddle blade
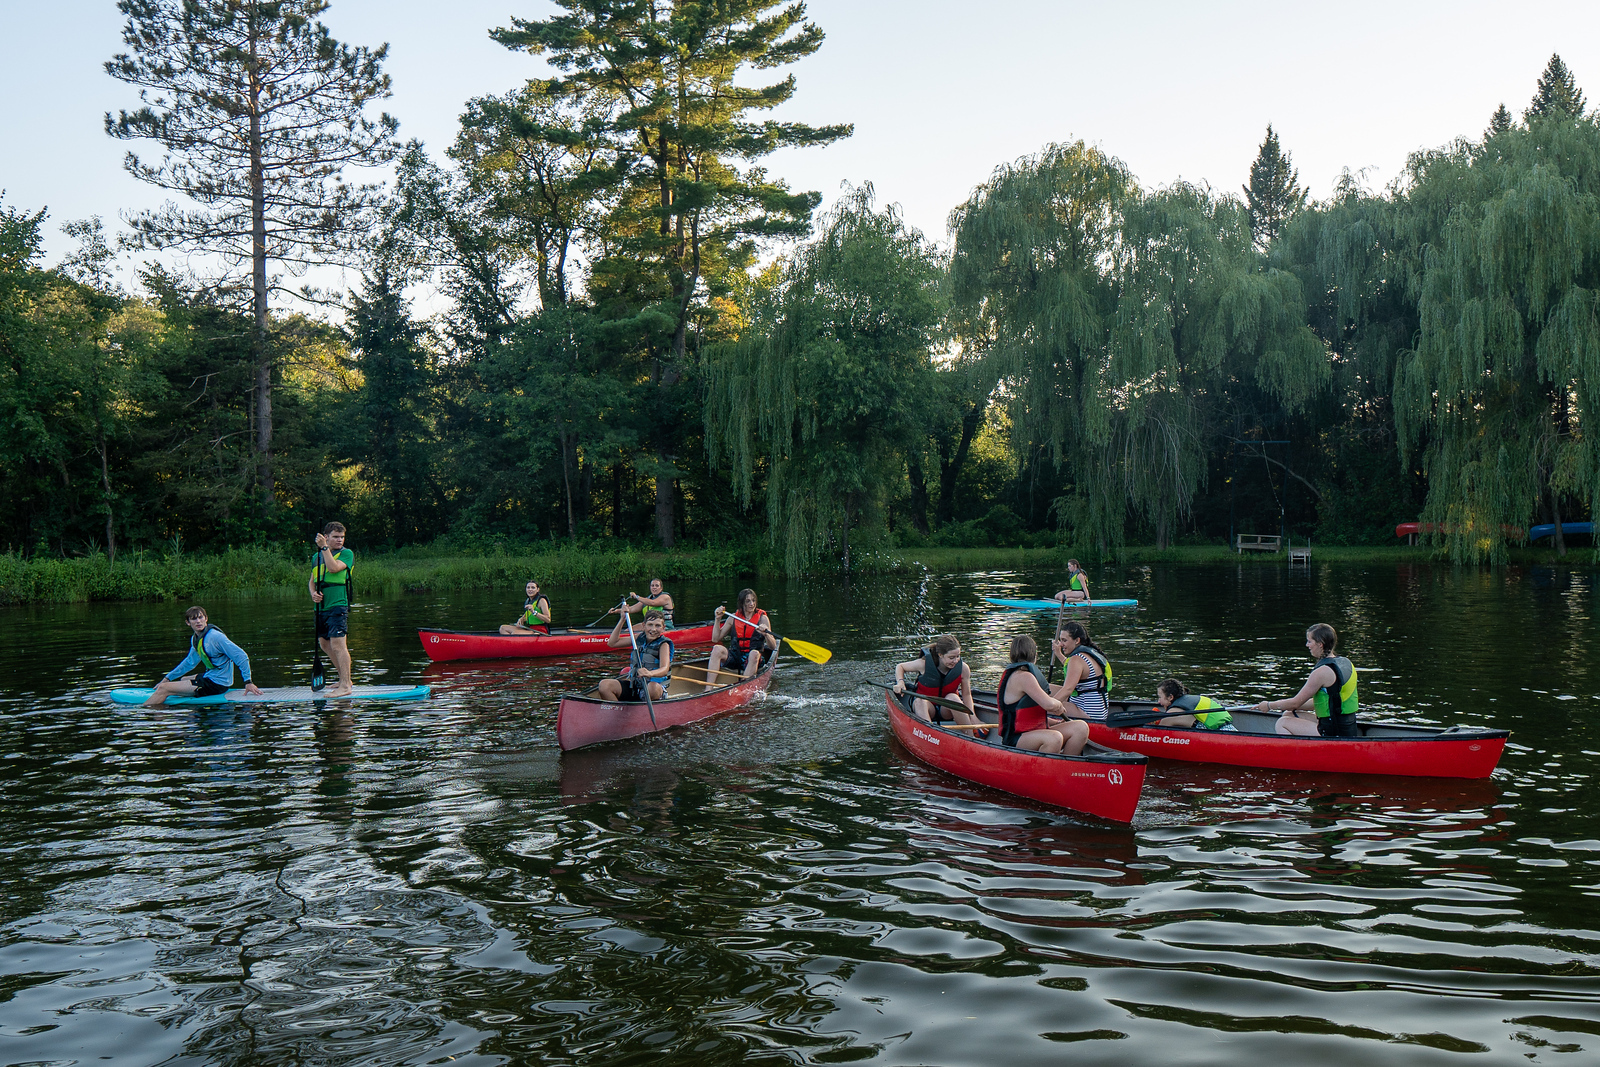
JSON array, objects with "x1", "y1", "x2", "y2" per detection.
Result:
[{"x1": 782, "y1": 636, "x2": 832, "y2": 664}]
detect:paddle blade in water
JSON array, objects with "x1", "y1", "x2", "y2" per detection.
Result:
[{"x1": 783, "y1": 637, "x2": 831, "y2": 664}]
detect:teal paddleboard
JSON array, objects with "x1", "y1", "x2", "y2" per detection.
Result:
[
  {"x1": 983, "y1": 597, "x2": 1139, "y2": 610},
  {"x1": 108, "y1": 684, "x2": 431, "y2": 705}
]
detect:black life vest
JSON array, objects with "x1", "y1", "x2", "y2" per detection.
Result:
[
  {"x1": 915, "y1": 649, "x2": 965, "y2": 699},
  {"x1": 997, "y1": 661, "x2": 1051, "y2": 748},
  {"x1": 1071, "y1": 644, "x2": 1111, "y2": 694},
  {"x1": 1313, "y1": 656, "x2": 1359, "y2": 737}
]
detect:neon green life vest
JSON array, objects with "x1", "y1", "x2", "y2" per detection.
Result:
[
  {"x1": 191, "y1": 627, "x2": 216, "y2": 672},
  {"x1": 1174, "y1": 693, "x2": 1232, "y2": 730},
  {"x1": 1312, "y1": 657, "x2": 1359, "y2": 720}
]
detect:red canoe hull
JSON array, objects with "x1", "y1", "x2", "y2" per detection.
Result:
[
  {"x1": 556, "y1": 655, "x2": 776, "y2": 750},
  {"x1": 1085, "y1": 703, "x2": 1508, "y2": 778},
  {"x1": 885, "y1": 692, "x2": 1147, "y2": 823},
  {"x1": 419, "y1": 623, "x2": 714, "y2": 662}
]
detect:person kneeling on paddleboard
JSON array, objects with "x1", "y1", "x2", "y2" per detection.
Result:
[
  {"x1": 597, "y1": 610, "x2": 673, "y2": 703},
  {"x1": 892, "y1": 634, "x2": 978, "y2": 726},
  {"x1": 500, "y1": 580, "x2": 551, "y2": 635},
  {"x1": 1052, "y1": 559, "x2": 1092, "y2": 605},
  {"x1": 1152, "y1": 679, "x2": 1237, "y2": 730},
  {"x1": 143, "y1": 606, "x2": 263, "y2": 707},
  {"x1": 1256, "y1": 622, "x2": 1360, "y2": 737}
]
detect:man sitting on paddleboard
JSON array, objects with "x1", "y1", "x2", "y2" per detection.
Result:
[
  {"x1": 597, "y1": 610, "x2": 673, "y2": 703},
  {"x1": 705, "y1": 588, "x2": 777, "y2": 689},
  {"x1": 1152, "y1": 678, "x2": 1237, "y2": 730},
  {"x1": 617, "y1": 577, "x2": 674, "y2": 630},
  {"x1": 500, "y1": 580, "x2": 551, "y2": 635},
  {"x1": 1052, "y1": 559, "x2": 1092, "y2": 605},
  {"x1": 143, "y1": 606, "x2": 263, "y2": 706}
]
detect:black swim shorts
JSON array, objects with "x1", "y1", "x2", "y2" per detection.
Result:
[{"x1": 316, "y1": 606, "x2": 349, "y2": 640}]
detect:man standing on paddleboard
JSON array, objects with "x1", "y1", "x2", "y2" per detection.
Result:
[
  {"x1": 309, "y1": 522, "x2": 355, "y2": 697},
  {"x1": 143, "y1": 606, "x2": 263, "y2": 706}
]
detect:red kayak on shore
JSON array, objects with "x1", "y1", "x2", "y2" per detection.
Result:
[
  {"x1": 885, "y1": 689, "x2": 1147, "y2": 823},
  {"x1": 556, "y1": 654, "x2": 777, "y2": 751},
  {"x1": 1027, "y1": 696, "x2": 1507, "y2": 779},
  {"x1": 418, "y1": 622, "x2": 714, "y2": 662}
]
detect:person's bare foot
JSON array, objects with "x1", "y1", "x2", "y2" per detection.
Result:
[{"x1": 327, "y1": 686, "x2": 354, "y2": 698}]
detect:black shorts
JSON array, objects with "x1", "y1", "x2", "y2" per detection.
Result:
[
  {"x1": 1319, "y1": 713, "x2": 1360, "y2": 738},
  {"x1": 729, "y1": 646, "x2": 769, "y2": 672},
  {"x1": 192, "y1": 676, "x2": 229, "y2": 697},
  {"x1": 316, "y1": 606, "x2": 349, "y2": 640},
  {"x1": 620, "y1": 680, "x2": 662, "y2": 702}
]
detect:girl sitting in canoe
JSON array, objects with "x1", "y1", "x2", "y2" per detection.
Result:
[
  {"x1": 891, "y1": 634, "x2": 977, "y2": 725},
  {"x1": 1256, "y1": 623, "x2": 1360, "y2": 737},
  {"x1": 1153, "y1": 679, "x2": 1237, "y2": 730},
  {"x1": 618, "y1": 577, "x2": 674, "y2": 630},
  {"x1": 1052, "y1": 621, "x2": 1112, "y2": 721},
  {"x1": 998, "y1": 635, "x2": 1089, "y2": 754},
  {"x1": 500, "y1": 580, "x2": 551, "y2": 635},
  {"x1": 596, "y1": 610, "x2": 672, "y2": 703},
  {"x1": 1052, "y1": 559, "x2": 1092, "y2": 604},
  {"x1": 705, "y1": 589, "x2": 777, "y2": 688}
]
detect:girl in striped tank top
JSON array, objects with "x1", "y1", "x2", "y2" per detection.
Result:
[{"x1": 1053, "y1": 621, "x2": 1111, "y2": 721}]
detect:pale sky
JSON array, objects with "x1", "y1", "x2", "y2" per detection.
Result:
[{"x1": 4, "y1": 0, "x2": 1597, "y2": 289}]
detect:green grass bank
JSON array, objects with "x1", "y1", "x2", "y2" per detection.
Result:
[{"x1": 0, "y1": 542, "x2": 1591, "y2": 605}]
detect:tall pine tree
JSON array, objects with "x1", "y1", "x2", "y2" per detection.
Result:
[
  {"x1": 489, "y1": 0, "x2": 851, "y2": 547},
  {"x1": 1243, "y1": 125, "x2": 1306, "y2": 251},
  {"x1": 1525, "y1": 53, "x2": 1587, "y2": 121},
  {"x1": 1486, "y1": 103, "x2": 1514, "y2": 138},
  {"x1": 107, "y1": 0, "x2": 396, "y2": 520}
]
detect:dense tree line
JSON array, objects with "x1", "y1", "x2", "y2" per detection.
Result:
[{"x1": 1, "y1": 3, "x2": 1593, "y2": 568}]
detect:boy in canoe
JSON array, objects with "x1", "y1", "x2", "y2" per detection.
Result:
[
  {"x1": 500, "y1": 580, "x2": 552, "y2": 635},
  {"x1": 309, "y1": 522, "x2": 355, "y2": 697},
  {"x1": 1052, "y1": 559, "x2": 1092, "y2": 604},
  {"x1": 615, "y1": 577, "x2": 674, "y2": 630},
  {"x1": 597, "y1": 609, "x2": 673, "y2": 702},
  {"x1": 144, "y1": 606, "x2": 264, "y2": 706},
  {"x1": 1152, "y1": 679, "x2": 1237, "y2": 730}
]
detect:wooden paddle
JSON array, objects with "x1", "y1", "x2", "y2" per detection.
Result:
[
  {"x1": 674, "y1": 663, "x2": 749, "y2": 681},
  {"x1": 720, "y1": 608, "x2": 832, "y2": 664}
]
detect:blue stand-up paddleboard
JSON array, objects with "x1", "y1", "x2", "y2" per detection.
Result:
[
  {"x1": 983, "y1": 597, "x2": 1139, "y2": 610},
  {"x1": 108, "y1": 684, "x2": 431, "y2": 706}
]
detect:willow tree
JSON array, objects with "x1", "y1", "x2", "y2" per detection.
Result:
[
  {"x1": 1104, "y1": 184, "x2": 1327, "y2": 548},
  {"x1": 946, "y1": 142, "x2": 1133, "y2": 542},
  {"x1": 106, "y1": 0, "x2": 396, "y2": 517},
  {"x1": 705, "y1": 186, "x2": 944, "y2": 573},
  {"x1": 1395, "y1": 118, "x2": 1600, "y2": 561},
  {"x1": 491, "y1": 0, "x2": 851, "y2": 547}
]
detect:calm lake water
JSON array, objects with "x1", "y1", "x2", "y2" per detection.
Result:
[{"x1": 2, "y1": 563, "x2": 1598, "y2": 1066}]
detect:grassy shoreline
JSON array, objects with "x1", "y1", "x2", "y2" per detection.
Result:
[{"x1": 0, "y1": 542, "x2": 1591, "y2": 605}]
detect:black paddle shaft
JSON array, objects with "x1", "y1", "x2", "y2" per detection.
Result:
[{"x1": 310, "y1": 544, "x2": 326, "y2": 691}]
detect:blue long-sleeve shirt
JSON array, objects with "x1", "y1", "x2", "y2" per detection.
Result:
[{"x1": 166, "y1": 627, "x2": 252, "y2": 687}]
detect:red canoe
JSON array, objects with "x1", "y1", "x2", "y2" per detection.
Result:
[
  {"x1": 885, "y1": 690, "x2": 1147, "y2": 823},
  {"x1": 418, "y1": 622, "x2": 714, "y2": 662},
  {"x1": 1081, "y1": 698, "x2": 1508, "y2": 778},
  {"x1": 556, "y1": 654, "x2": 777, "y2": 751}
]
